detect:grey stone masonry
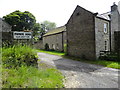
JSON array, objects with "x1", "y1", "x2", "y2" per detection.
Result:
[
  {"x1": 66, "y1": 5, "x2": 96, "y2": 60},
  {"x1": 0, "y1": 18, "x2": 2, "y2": 47},
  {"x1": 66, "y1": 5, "x2": 110, "y2": 60},
  {"x1": 0, "y1": 18, "x2": 12, "y2": 42},
  {"x1": 111, "y1": 3, "x2": 120, "y2": 51},
  {"x1": 0, "y1": 18, "x2": 2, "y2": 32},
  {"x1": 43, "y1": 26, "x2": 66, "y2": 52},
  {"x1": 95, "y1": 17, "x2": 110, "y2": 58},
  {"x1": 2, "y1": 20, "x2": 11, "y2": 32},
  {"x1": 43, "y1": 31, "x2": 66, "y2": 51}
]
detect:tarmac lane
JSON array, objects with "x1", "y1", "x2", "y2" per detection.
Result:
[{"x1": 37, "y1": 52, "x2": 119, "y2": 88}]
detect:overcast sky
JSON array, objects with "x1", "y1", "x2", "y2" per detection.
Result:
[{"x1": 0, "y1": 0, "x2": 120, "y2": 27}]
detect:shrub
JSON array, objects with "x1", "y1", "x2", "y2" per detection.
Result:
[
  {"x1": 2, "y1": 40, "x2": 12, "y2": 47},
  {"x1": 2, "y1": 45, "x2": 38, "y2": 68},
  {"x1": 45, "y1": 43, "x2": 49, "y2": 51}
]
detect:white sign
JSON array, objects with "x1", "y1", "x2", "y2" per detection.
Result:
[{"x1": 13, "y1": 32, "x2": 32, "y2": 39}]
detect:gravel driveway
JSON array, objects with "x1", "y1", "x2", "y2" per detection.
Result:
[{"x1": 37, "y1": 52, "x2": 119, "y2": 88}]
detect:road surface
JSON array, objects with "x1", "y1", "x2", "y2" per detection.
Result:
[{"x1": 37, "y1": 52, "x2": 119, "y2": 88}]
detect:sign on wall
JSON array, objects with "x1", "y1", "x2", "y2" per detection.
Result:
[{"x1": 13, "y1": 31, "x2": 32, "y2": 39}]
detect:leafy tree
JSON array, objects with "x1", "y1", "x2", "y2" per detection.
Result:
[
  {"x1": 33, "y1": 21, "x2": 56, "y2": 39},
  {"x1": 41, "y1": 20, "x2": 56, "y2": 31},
  {"x1": 3, "y1": 10, "x2": 36, "y2": 31},
  {"x1": 38, "y1": 20, "x2": 56, "y2": 39},
  {"x1": 32, "y1": 23, "x2": 41, "y2": 36}
]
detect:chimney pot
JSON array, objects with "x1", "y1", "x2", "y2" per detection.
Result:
[{"x1": 111, "y1": 2, "x2": 118, "y2": 11}]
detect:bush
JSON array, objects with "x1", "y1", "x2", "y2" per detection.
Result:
[
  {"x1": 45, "y1": 43, "x2": 49, "y2": 51},
  {"x1": 2, "y1": 40, "x2": 12, "y2": 47},
  {"x1": 2, "y1": 45, "x2": 38, "y2": 68}
]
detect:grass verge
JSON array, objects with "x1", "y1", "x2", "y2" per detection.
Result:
[
  {"x1": 36, "y1": 49, "x2": 65, "y2": 56},
  {"x1": 36, "y1": 49, "x2": 120, "y2": 69},
  {"x1": 2, "y1": 45, "x2": 64, "y2": 88},
  {"x1": 2, "y1": 45, "x2": 38, "y2": 68},
  {"x1": 63, "y1": 56, "x2": 120, "y2": 69},
  {"x1": 2, "y1": 65, "x2": 64, "y2": 88}
]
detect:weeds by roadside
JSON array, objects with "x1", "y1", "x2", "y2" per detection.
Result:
[
  {"x1": 36, "y1": 49, "x2": 120, "y2": 69},
  {"x1": 63, "y1": 55, "x2": 120, "y2": 69},
  {"x1": 2, "y1": 45, "x2": 64, "y2": 88},
  {"x1": 36, "y1": 49, "x2": 65, "y2": 56},
  {"x1": 2, "y1": 45, "x2": 38, "y2": 68},
  {"x1": 2, "y1": 65, "x2": 64, "y2": 88}
]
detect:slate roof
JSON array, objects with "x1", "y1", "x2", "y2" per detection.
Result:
[
  {"x1": 97, "y1": 12, "x2": 111, "y2": 21},
  {"x1": 43, "y1": 26, "x2": 66, "y2": 37},
  {"x1": 75, "y1": 5, "x2": 111, "y2": 21}
]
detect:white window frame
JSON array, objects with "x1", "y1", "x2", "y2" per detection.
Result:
[{"x1": 104, "y1": 23, "x2": 108, "y2": 33}]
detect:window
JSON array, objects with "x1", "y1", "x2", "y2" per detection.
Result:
[
  {"x1": 105, "y1": 41, "x2": 107, "y2": 51},
  {"x1": 104, "y1": 23, "x2": 108, "y2": 33}
]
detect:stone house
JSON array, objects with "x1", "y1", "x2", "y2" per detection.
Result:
[
  {"x1": 110, "y1": 3, "x2": 120, "y2": 51},
  {"x1": 96, "y1": 3, "x2": 120, "y2": 52},
  {"x1": 66, "y1": 5, "x2": 110, "y2": 60},
  {"x1": 0, "y1": 18, "x2": 12, "y2": 42},
  {"x1": 43, "y1": 26, "x2": 66, "y2": 51}
]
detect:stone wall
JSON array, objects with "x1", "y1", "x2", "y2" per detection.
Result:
[
  {"x1": 0, "y1": 18, "x2": 12, "y2": 43},
  {"x1": 43, "y1": 31, "x2": 66, "y2": 51},
  {"x1": 12, "y1": 39, "x2": 33, "y2": 45},
  {"x1": 2, "y1": 20, "x2": 11, "y2": 32},
  {"x1": 95, "y1": 17, "x2": 110, "y2": 58},
  {"x1": 63, "y1": 31, "x2": 67, "y2": 46},
  {"x1": 0, "y1": 18, "x2": 2, "y2": 32},
  {"x1": 114, "y1": 31, "x2": 120, "y2": 51},
  {"x1": 2, "y1": 32, "x2": 13, "y2": 42},
  {"x1": 0, "y1": 18, "x2": 2, "y2": 47},
  {"x1": 66, "y1": 6, "x2": 96, "y2": 60},
  {"x1": 33, "y1": 40, "x2": 43, "y2": 49},
  {"x1": 111, "y1": 3, "x2": 120, "y2": 51}
]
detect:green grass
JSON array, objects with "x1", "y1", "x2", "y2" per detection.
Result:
[
  {"x1": 36, "y1": 49, "x2": 65, "y2": 56},
  {"x1": 2, "y1": 45, "x2": 38, "y2": 68},
  {"x1": 2, "y1": 65, "x2": 64, "y2": 88},
  {"x1": 36, "y1": 49, "x2": 120, "y2": 69},
  {"x1": 2, "y1": 45, "x2": 64, "y2": 88},
  {"x1": 63, "y1": 56, "x2": 120, "y2": 69}
]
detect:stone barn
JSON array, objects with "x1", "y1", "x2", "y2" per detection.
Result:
[
  {"x1": 66, "y1": 5, "x2": 110, "y2": 60},
  {"x1": 43, "y1": 26, "x2": 66, "y2": 52},
  {"x1": 0, "y1": 18, "x2": 12, "y2": 44}
]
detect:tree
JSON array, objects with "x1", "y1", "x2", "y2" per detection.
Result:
[
  {"x1": 3, "y1": 10, "x2": 36, "y2": 31},
  {"x1": 41, "y1": 20, "x2": 56, "y2": 31},
  {"x1": 32, "y1": 23, "x2": 41, "y2": 36},
  {"x1": 37, "y1": 21, "x2": 56, "y2": 39},
  {"x1": 31, "y1": 21, "x2": 57, "y2": 38}
]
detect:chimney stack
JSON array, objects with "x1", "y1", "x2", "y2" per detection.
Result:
[{"x1": 111, "y1": 2, "x2": 118, "y2": 12}]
